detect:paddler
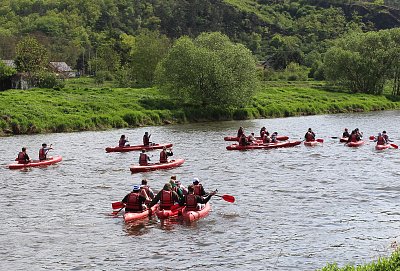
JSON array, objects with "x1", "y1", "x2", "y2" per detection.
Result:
[
  {"x1": 342, "y1": 128, "x2": 350, "y2": 138},
  {"x1": 237, "y1": 127, "x2": 244, "y2": 138},
  {"x1": 138, "y1": 149, "x2": 150, "y2": 166},
  {"x1": 192, "y1": 178, "x2": 206, "y2": 196},
  {"x1": 39, "y1": 143, "x2": 52, "y2": 161},
  {"x1": 159, "y1": 146, "x2": 173, "y2": 163},
  {"x1": 16, "y1": 147, "x2": 31, "y2": 164},
  {"x1": 148, "y1": 183, "x2": 181, "y2": 210},
  {"x1": 304, "y1": 128, "x2": 316, "y2": 142},
  {"x1": 375, "y1": 132, "x2": 387, "y2": 145},
  {"x1": 143, "y1": 131, "x2": 151, "y2": 146},
  {"x1": 122, "y1": 185, "x2": 148, "y2": 213},
  {"x1": 180, "y1": 185, "x2": 216, "y2": 211},
  {"x1": 140, "y1": 179, "x2": 155, "y2": 202},
  {"x1": 119, "y1": 135, "x2": 129, "y2": 147}
]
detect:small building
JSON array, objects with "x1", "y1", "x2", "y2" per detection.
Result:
[{"x1": 49, "y1": 62, "x2": 75, "y2": 78}]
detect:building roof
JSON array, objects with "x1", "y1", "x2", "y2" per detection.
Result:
[{"x1": 49, "y1": 62, "x2": 73, "y2": 72}]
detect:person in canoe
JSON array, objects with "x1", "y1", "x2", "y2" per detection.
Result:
[
  {"x1": 171, "y1": 175, "x2": 188, "y2": 197},
  {"x1": 347, "y1": 128, "x2": 362, "y2": 143},
  {"x1": 270, "y1": 132, "x2": 279, "y2": 143},
  {"x1": 148, "y1": 183, "x2": 181, "y2": 210},
  {"x1": 193, "y1": 178, "x2": 206, "y2": 196},
  {"x1": 304, "y1": 128, "x2": 316, "y2": 142},
  {"x1": 140, "y1": 179, "x2": 155, "y2": 202},
  {"x1": 16, "y1": 147, "x2": 31, "y2": 164},
  {"x1": 355, "y1": 128, "x2": 363, "y2": 139},
  {"x1": 39, "y1": 143, "x2": 52, "y2": 161},
  {"x1": 263, "y1": 131, "x2": 271, "y2": 143},
  {"x1": 260, "y1": 127, "x2": 267, "y2": 137},
  {"x1": 143, "y1": 132, "x2": 152, "y2": 146},
  {"x1": 382, "y1": 131, "x2": 391, "y2": 143},
  {"x1": 342, "y1": 128, "x2": 350, "y2": 138},
  {"x1": 375, "y1": 132, "x2": 387, "y2": 145},
  {"x1": 237, "y1": 127, "x2": 244, "y2": 138},
  {"x1": 119, "y1": 135, "x2": 129, "y2": 147},
  {"x1": 159, "y1": 146, "x2": 173, "y2": 163},
  {"x1": 139, "y1": 149, "x2": 150, "y2": 166},
  {"x1": 122, "y1": 185, "x2": 148, "y2": 213},
  {"x1": 238, "y1": 134, "x2": 249, "y2": 146},
  {"x1": 180, "y1": 185, "x2": 216, "y2": 211},
  {"x1": 247, "y1": 132, "x2": 256, "y2": 144}
]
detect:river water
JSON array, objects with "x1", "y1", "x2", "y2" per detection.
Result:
[{"x1": 1, "y1": 111, "x2": 400, "y2": 270}]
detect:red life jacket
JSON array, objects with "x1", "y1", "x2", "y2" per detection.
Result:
[
  {"x1": 377, "y1": 135, "x2": 386, "y2": 145},
  {"x1": 185, "y1": 194, "x2": 198, "y2": 211},
  {"x1": 193, "y1": 184, "x2": 203, "y2": 196},
  {"x1": 125, "y1": 192, "x2": 143, "y2": 212},
  {"x1": 305, "y1": 132, "x2": 315, "y2": 142},
  {"x1": 350, "y1": 134, "x2": 358, "y2": 142},
  {"x1": 160, "y1": 190, "x2": 174, "y2": 210},
  {"x1": 139, "y1": 153, "x2": 148, "y2": 166},
  {"x1": 160, "y1": 151, "x2": 168, "y2": 163},
  {"x1": 17, "y1": 152, "x2": 26, "y2": 163},
  {"x1": 39, "y1": 148, "x2": 46, "y2": 161},
  {"x1": 143, "y1": 135, "x2": 150, "y2": 146}
]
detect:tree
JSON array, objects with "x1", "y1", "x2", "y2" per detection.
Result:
[
  {"x1": 323, "y1": 30, "x2": 393, "y2": 94},
  {"x1": 128, "y1": 30, "x2": 170, "y2": 87},
  {"x1": 14, "y1": 36, "x2": 49, "y2": 85},
  {"x1": 156, "y1": 32, "x2": 259, "y2": 107}
]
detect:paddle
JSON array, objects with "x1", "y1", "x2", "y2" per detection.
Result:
[
  {"x1": 112, "y1": 207, "x2": 125, "y2": 215},
  {"x1": 316, "y1": 138, "x2": 324, "y2": 143},
  {"x1": 331, "y1": 136, "x2": 338, "y2": 139},
  {"x1": 112, "y1": 201, "x2": 124, "y2": 209},
  {"x1": 391, "y1": 143, "x2": 399, "y2": 149},
  {"x1": 369, "y1": 135, "x2": 375, "y2": 140},
  {"x1": 214, "y1": 194, "x2": 235, "y2": 203}
]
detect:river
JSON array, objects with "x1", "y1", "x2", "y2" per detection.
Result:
[{"x1": 1, "y1": 110, "x2": 400, "y2": 270}]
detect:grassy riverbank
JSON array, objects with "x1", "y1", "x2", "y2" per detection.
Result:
[
  {"x1": 319, "y1": 250, "x2": 400, "y2": 270},
  {"x1": 1, "y1": 80, "x2": 400, "y2": 136}
]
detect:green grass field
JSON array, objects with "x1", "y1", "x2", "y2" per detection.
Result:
[{"x1": 1, "y1": 78, "x2": 399, "y2": 136}]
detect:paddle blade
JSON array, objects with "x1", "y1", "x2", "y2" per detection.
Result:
[
  {"x1": 112, "y1": 201, "x2": 124, "y2": 209},
  {"x1": 221, "y1": 194, "x2": 235, "y2": 203},
  {"x1": 369, "y1": 135, "x2": 375, "y2": 140},
  {"x1": 391, "y1": 143, "x2": 399, "y2": 149},
  {"x1": 316, "y1": 138, "x2": 324, "y2": 143}
]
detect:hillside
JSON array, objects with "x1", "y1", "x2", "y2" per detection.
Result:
[{"x1": 0, "y1": 0, "x2": 399, "y2": 71}]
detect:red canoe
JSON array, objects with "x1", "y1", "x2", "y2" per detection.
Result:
[
  {"x1": 347, "y1": 141, "x2": 365, "y2": 147},
  {"x1": 375, "y1": 144, "x2": 390, "y2": 150},
  {"x1": 226, "y1": 140, "x2": 301, "y2": 150},
  {"x1": 304, "y1": 141, "x2": 319, "y2": 146},
  {"x1": 105, "y1": 143, "x2": 173, "y2": 153},
  {"x1": 8, "y1": 156, "x2": 62, "y2": 169},
  {"x1": 129, "y1": 158, "x2": 185, "y2": 173},
  {"x1": 224, "y1": 135, "x2": 289, "y2": 141},
  {"x1": 182, "y1": 203, "x2": 211, "y2": 222},
  {"x1": 123, "y1": 204, "x2": 159, "y2": 223}
]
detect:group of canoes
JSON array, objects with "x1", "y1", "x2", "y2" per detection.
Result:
[
  {"x1": 112, "y1": 176, "x2": 234, "y2": 224},
  {"x1": 8, "y1": 143, "x2": 63, "y2": 169},
  {"x1": 105, "y1": 133, "x2": 185, "y2": 173},
  {"x1": 225, "y1": 127, "x2": 398, "y2": 150}
]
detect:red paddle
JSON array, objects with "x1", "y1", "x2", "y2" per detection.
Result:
[
  {"x1": 369, "y1": 135, "x2": 375, "y2": 140},
  {"x1": 215, "y1": 194, "x2": 235, "y2": 203},
  {"x1": 390, "y1": 143, "x2": 399, "y2": 149},
  {"x1": 316, "y1": 138, "x2": 324, "y2": 143},
  {"x1": 112, "y1": 201, "x2": 124, "y2": 209}
]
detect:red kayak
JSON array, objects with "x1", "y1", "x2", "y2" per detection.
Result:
[
  {"x1": 155, "y1": 205, "x2": 184, "y2": 219},
  {"x1": 347, "y1": 141, "x2": 365, "y2": 147},
  {"x1": 375, "y1": 144, "x2": 390, "y2": 150},
  {"x1": 226, "y1": 140, "x2": 301, "y2": 150},
  {"x1": 105, "y1": 143, "x2": 173, "y2": 153},
  {"x1": 123, "y1": 204, "x2": 159, "y2": 223},
  {"x1": 8, "y1": 156, "x2": 62, "y2": 169},
  {"x1": 224, "y1": 135, "x2": 289, "y2": 141},
  {"x1": 304, "y1": 141, "x2": 319, "y2": 146},
  {"x1": 130, "y1": 159, "x2": 185, "y2": 173},
  {"x1": 182, "y1": 203, "x2": 211, "y2": 222},
  {"x1": 340, "y1": 137, "x2": 348, "y2": 143}
]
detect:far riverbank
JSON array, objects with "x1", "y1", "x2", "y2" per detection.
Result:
[{"x1": 1, "y1": 80, "x2": 399, "y2": 136}]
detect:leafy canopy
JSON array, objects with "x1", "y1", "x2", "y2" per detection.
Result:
[{"x1": 156, "y1": 32, "x2": 259, "y2": 107}]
